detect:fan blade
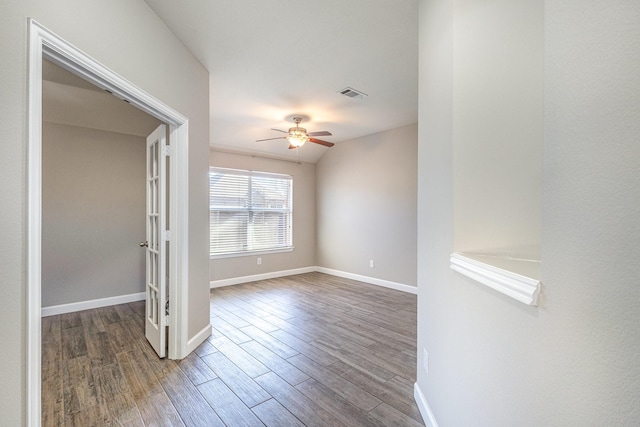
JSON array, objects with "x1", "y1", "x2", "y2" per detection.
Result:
[
  {"x1": 288, "y1": 144, "x2": 297, "y2": 150},
  {"x1": 309, "y1": 138, "x2": 335, "y2": 147},
  {"x1": 256, "y1": 136, "x2": 287, "y2": 142},
  {"x1": 308, "y1": 131, "x2": 332, "y2": 137},
  {"x1": 270, "y1": 128, "x2": 288, "y2": 133}
]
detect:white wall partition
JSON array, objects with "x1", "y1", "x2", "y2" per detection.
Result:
[{"x1": 416, "y1": 0, "x2": 640, "y2": 425}]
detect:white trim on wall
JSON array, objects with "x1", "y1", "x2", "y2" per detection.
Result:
[
  {"x1": 27, "y1": 19, "x2": 44, "y2": 427},
  {"x1": 449, "y1": 253, "x2": 541, "y2": 306},
  {"x1": 414, "y1": 383, "x2": 440, "y2": 427},
  {"x1": 210, "y1": 267, "x2": 317, "y2": 288},
  {"x1": 211, "y1": 266, "x2": 418, "y2": 294},
  {"x1": 187, "y1": 324, "x2": 214, "y2": 354},
  {"x1": 41, "y1": 292, "x2": 145, "y2": 317},
  {"x1": 37, "y1": 265, "x2": 416, "y2": 318},
  {"x1": 315, "y1": 267, "x2": 418, "y2": 294}
]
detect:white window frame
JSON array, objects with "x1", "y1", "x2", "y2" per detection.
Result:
[{"x1": 209, "y1": 167, "x2": 293, "y2": 259}]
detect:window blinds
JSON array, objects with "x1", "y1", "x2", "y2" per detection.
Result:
[{"x1": 209, "y1": 167, "x2": 293, "y2": 256}]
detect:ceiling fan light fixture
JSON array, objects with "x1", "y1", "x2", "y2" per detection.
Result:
[
  {"x1": 287, "y1": 131, "x2": 309, "y2": 147},
  {"x1": 257, "y1": 115, "x2": 333, "y2": 149}
]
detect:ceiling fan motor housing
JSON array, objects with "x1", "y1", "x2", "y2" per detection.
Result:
[{"x1": 289, "y1": 126, "x2": 306, "y2": 134}]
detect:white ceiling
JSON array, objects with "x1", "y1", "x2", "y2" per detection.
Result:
[{"x1": 144, "y1": 0, "x2": 419, "y2": 163}]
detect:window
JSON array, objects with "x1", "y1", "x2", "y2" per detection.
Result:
[{"x1": 209, "y1": 167, "x2": 293, "y2": 257}]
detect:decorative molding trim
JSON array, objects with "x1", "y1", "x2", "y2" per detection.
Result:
[
  {"x1": 414, "y1": 383, "x2": 439, "y2": 427},
  {"x1": 450, "y1": 253, "x2": 541, "y2": 306},
  {"x1": 210, "y1": 267, "x2": 316, "y2": 288},
  {"x1": 42, "y1": 292, "x2": 146, "y2": 317},
  {"x1": 315, "y1": 267, "x2": 418, "y2": 295},
  {"x1": 187, "y1": 324, "x2": 212, "y2": 354},
  {"x1": 27, "y1": 18, "x2": 45, "y2": 427}
]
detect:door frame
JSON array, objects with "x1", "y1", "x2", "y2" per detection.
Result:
[{"x1": 27, "y1": 19, "x2": 190, "y2": 425}]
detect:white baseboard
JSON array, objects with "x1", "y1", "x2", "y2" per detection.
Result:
[
  {"x1": 211, "y1": 266, "x2": 417, "y2": 294},
  {"x1": 187, "y1": 323, "x2": 212, "y2": 354},
  {"x1": 41, "y1": 292, "x2": 145, "y2": 317},
  {"x1": 315, "y1": 267, "x2": 417, "y2": 294},
  {"x1": 210, "y1": 266, "x2": 316, "y2": 288},
  {"x1": 43, "y1": 268, "x2": 415, "y2": 316},
  {"x1": 414, "y1": 383, "x2": 439, "y2": 427}
]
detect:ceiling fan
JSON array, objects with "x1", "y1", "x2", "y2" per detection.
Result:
[{"x1": 256, "y1": 115, "x2": 334, "y2": 149}]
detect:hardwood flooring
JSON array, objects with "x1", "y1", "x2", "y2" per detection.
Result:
[{"x1": 42, "y1": 272, "x2": 424, "y2": 426}]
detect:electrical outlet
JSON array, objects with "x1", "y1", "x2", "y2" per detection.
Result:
[
  {"x1": 423, "y1": 349, "x2": 429, "y2": 373},
  {"x1": 257, "y1": 257, "x2": 262, "y2": 265},
  {"x1": 369, "y1": 260, "x2": 375, "y2": 268}
]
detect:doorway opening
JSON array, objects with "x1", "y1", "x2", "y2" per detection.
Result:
[
  {"x1": 28, "y1": 19, "x2": 190, "y2": 425},
  {"x1": 41, "y1": 58, "x2": 163, "y2": 319}
]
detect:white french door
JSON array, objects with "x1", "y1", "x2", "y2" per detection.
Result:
[{"x1": 144, "y1": 124, "x2": 168, "y2": 358}]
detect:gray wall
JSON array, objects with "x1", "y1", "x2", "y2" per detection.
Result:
[
  {"x1": 417, "y1": 0, "x2": 640, "y2": 425},
  {"x1": 210, "y1": 123, "x2": 417, "y2": 289},
  {"x1": 0, "y1": 1, "x2": 209, "y2": 423},
  {"x1": 209, "y1": 151, "x2": 316, "y2": 281},
  {"x1": 316, "y1": 124, "x2": 418, "y2": 286},
  {"x1": 42, "y1": 122, "x2": 146, "y2": 307},
  {"x1": 452, "y1": 0, "x2": 542, "y2": 259}
]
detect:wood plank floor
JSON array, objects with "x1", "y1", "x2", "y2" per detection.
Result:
[{"x1": 42, "y1": 272, "x2": 424, "y2": 426}]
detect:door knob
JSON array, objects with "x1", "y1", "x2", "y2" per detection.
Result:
[{"x1": 139, "y1": 241, "x2": 149, "y2": 247}]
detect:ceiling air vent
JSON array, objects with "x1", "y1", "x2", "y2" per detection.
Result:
[{"x1": 339, "y1": 87, "x2": 368, "y2": 99}]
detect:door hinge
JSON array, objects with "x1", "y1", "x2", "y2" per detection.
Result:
[
  {"x1": 164, "y1": 300, "x2": 170, "y2": 326},
  {"x1": 162, "y1": 145, "x2": 171, "y2": 156},
  {"x1": 163, "y1": 230, "x2": 171, "y2": 241}
]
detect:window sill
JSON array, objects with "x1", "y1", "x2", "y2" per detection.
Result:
[
  {"x1": 450, "y1": 252, "x2": 541, "y2": 306},
  {"x1": 210, "y1": 247, "x2": 294, "y2": 260}
]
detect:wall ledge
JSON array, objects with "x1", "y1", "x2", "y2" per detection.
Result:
[{"x1": 450, "y1": 253, "x2": 541, "y2": 306}]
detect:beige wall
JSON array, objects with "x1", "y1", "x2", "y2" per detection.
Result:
[
  {"x1": 417, "y1": 0, "x2": 640, "y2": 425},
  {"x1": 316, "y1": 124, "x2": 418, "y2": 286},
  {"x1": 209, "y1": 123, "x2": 417, "y2": 289},
  {"x1": 209, "y1": 151, "x2": 316, "y2": 281},
  {"x1": 0, "y1": 1, "x2": 209, "y2": 423},
  {"x1": 452, "y1": 0, "x2": 542, "y2": 259},
  {"x1": 42, "y1": 122, "x2": 146, "y2": 307}
]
